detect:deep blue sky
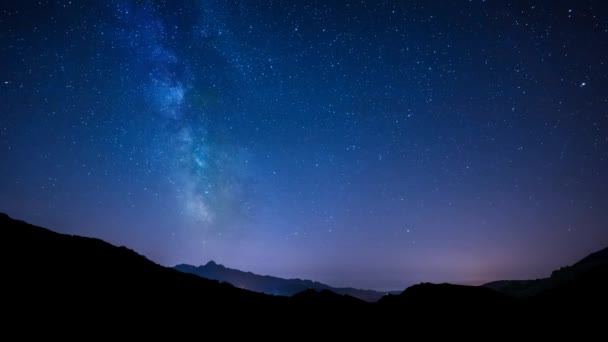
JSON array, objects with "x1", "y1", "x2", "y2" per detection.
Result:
[{"x1": 1, "y1": 0, "x2": 607, "y2": 290}]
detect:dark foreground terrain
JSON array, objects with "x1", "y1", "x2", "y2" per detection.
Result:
[{"x1": 2, "y1": 212, "x2": 607, "y2": 334}]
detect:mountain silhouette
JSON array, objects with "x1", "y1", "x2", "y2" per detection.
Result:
[
  {"x1": 2, "y1": 212, "x2": 379, "y2": 333},
  {"x1": 483, "y1": 246, "x2": 608, "y2": 300},
  {"x1": 378, "y1": 282, "x2": 517, "y2": 314},
  {"x1": 2, "y1": 213, "x2": 286, "y2": 321},
  {"x1": 175, "y1": 261, "x2": 395, "y2": 302},
  {"x1": 3, "y1": 211, "x2": 607, "y2": 332}
]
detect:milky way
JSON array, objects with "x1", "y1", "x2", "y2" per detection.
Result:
[
  {"x1": 112, "y1": 1, "x2": 253, "y2": 231},
  {"x1": 1, "y1": 1, "x2": 608, "y2": 290}
]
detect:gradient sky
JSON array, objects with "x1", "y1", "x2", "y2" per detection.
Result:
[{"x1": 1, "y1": 0, "x2": 608, "y2": 290}]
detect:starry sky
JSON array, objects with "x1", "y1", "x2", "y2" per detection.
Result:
[{"x1": 1, "y1": 0, "x2": 608, "y2": 290}]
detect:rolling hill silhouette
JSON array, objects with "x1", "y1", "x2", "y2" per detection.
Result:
[
  {"x1": 175, "y1": 261, "x2": 395, "y2": 302},
  {"x1": 3, "y1": 212, "x2": 607, "y2": 330}
]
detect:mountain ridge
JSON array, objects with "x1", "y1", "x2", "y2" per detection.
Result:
[
  {"x1": 3, "y1": 211, "x2": 608, "y2": 332},
  {"x1": 175, "y1": 260, "x2": 397, "y2": 302},
  {"x1": 483, "y1": 246, "x2": 608, "y2": 298}
]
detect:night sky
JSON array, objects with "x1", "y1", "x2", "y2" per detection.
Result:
[{"x1": 1, "y1": 0, "x2": 608, "y2": 290}]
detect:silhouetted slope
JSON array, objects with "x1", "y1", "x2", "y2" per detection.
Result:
[
  {"x1": 2, "y1": 213, "x2": 284, "y2": 318},
  {"x1": 484, "y1": 246, "x2": 608, "y2": 301},
  {"x1": 532, "y1": 247, "x2": 608, "y2": 309},
  {"x1": 378, "y1": 282, "x2": 514, "y2": 311},
  {"x1": 1, "y1": 212, "x2": 374, "y2": 326},
  {"x1": 175, "y1": 261, "x2": 392, "y2": 302},
  {"x1": 3, "y1": 211, "x2": 608, "y2": 332}
]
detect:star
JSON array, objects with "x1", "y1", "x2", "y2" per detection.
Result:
[{"x1": 1, "y1": 0, "x2": 606, "y2": 291}]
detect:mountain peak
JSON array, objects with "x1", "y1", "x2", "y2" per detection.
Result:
[
  {"x1": 175, "y1": 260, "x2": 392, "y2": 302},
  {"x1": 205, "y1": 260, "x2": 224, "y2": 268}
]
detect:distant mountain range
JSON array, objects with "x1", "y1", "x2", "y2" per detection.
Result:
[
  {"x1": 175, "y1": 261, "x2": 397, "y2": 302},
  {"x1": 3, "y1": 211, "x2": 607, "y2": 332}
]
